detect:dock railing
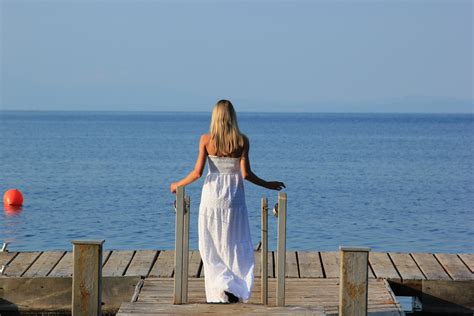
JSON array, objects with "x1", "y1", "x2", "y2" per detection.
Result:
[
  {"x1": 261, "y1": 192, "x2": 287, "y2": 307},
  {"x1": 173, "y1": 186, "x2": 190, "y2": 304},
  {"x1": 173, "y1": 187, "x2": 287, "y2": 307}
]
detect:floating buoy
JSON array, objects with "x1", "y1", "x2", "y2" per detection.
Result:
[{"x1": 3, "y1": 189, "x2": 24, "y2": 206}]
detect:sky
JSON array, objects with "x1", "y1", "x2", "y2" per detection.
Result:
[{"x1": 0, "y1": 0, "x2": 472, "y2": 113}]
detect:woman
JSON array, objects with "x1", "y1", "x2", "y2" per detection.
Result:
[{"x1": 170, "y1": 100, "x2": 285, "y2": 303}]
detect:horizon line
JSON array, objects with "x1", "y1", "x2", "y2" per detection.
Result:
[{"x1": 0, "y1": 109, "x2": 472, "y2": 115}]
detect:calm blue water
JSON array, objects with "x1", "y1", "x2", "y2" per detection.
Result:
[{"x1": 0, "y1": 111, "x2": 472, "y2": 253}]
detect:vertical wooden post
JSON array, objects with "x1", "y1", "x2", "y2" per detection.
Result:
[
  {"x1": 174, "y1": 186, "x2": 185, "y2": 304},
  {"x1": 72, "y1": 240, "x2": 104, "y2": 316},
  {"x1": 276, "y1": 192, "x2": 287, "y2": 307},
  {"x1": 182, "y1": 195, "x2": 190, "y2": 304},
  {"x1": 339, "y1": 246, "x2": 371, "y2": 316},
  {"x1": 261, "y1": 197, "x2": 268, "y2": 305}
]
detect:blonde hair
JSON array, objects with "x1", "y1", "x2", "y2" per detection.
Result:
[{"x1": 210, "y1": 100, "x2": 244, "y2": 157}]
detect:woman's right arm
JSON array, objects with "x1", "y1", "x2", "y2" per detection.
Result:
[{"x1": 240, "y1": 136, "x2": 285, "y2": 191}]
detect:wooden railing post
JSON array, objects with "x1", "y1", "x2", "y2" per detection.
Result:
[
  {"x1": 174, "y1": 186, "x2": 190, "y2": 305},
  {"x1": 261, "y1": 197, "x2": 268, "y2": 305},
  {"x1": 71, "y1": 240, "x2": 105, "y2": 316},
  {"x1": 339, "y1": 246, "x2": 371, "y2": 316},
  {"x1": 276, "y1": 192, "x2": 287, "y2": 307}
]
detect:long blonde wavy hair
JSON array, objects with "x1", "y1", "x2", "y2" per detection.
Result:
[{"x1": 209, "y1": 100, "x2": 244, "y2": 157}]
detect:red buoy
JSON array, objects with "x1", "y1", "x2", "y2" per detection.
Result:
[{"x1": 3, "y1": 189, "x2": 24, "y2": 206}]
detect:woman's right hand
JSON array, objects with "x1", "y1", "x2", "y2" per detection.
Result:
[
  {"x1": 266, "y1": 181, "x2": 286, "y2": 191},
  {"x1": 170, "y1": 182, "x2": 178, "y2": 194}
]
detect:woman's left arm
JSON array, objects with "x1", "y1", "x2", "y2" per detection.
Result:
[{"x1": 170, "y1": 135, "x2": 208, "y2": 193}]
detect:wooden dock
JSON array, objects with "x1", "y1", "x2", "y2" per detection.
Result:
[
  {"x1": 118, "y1": 278, "x2": 401, "y2": 315},
  {"x1": 1, "y1": 249, "x2": 473, "y2": 314}
]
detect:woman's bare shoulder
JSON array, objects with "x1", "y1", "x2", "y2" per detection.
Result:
[{"x1": 200, "y1": 133, "x2": 211, "y2": 142}]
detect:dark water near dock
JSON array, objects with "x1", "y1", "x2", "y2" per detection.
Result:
[{"x1": 1, "y1": 111, "x2": 472, "y2": 253}]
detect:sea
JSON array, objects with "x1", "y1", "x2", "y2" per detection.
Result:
[{"x1": 0, "y1": 111, "x2": 472, "y2": 253}]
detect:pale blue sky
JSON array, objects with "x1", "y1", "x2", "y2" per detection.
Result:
[{"x1": 1, "y1": 0, "x2": 472, "y2": 112}]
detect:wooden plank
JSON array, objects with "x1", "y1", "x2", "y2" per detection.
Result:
[
  {"x1": 23, "y1": 251, "x2": 66, "y2": 277},
  {"x1": 102, "y1": 250, "x2": 135, "y2": 277},
  {"x1": 125, "y1": 250, "x2": 158, "y2": 277},
  {"x1": 188, "y1": 251, "x2": 201, "y2": 278},
  {"x1": 149, "y1": 250, "x2": 174, "y2": 277},
  {"x1": 0, "y1": 251, "x2": 18, "y2": 268},
  {"x1": 389, "y1": 253, "x2": 425, "y2": 281},
  {"x1": 49, "y1": 251, "x2": 73, "y2": 277},
  {"x1": 435, "y1": 253, "x2": 474, "y2": 280},
  {"x1": 254, "y1": 250, "x2": 273, "y2": 278},
  {"x1": 286, "y1": 251, "x2": 299, "y2": 278},
  {"x1": 298, "y1": 252, "x2": 323, "y2": 278},
  {"x1": 458, "y1": 253, "x2": 474, "y2": 273},
  {"x1": 320, "y1": 251, "x2": 339, "y2": 278},
  {"x1": 3, "y1": 252, "x2": 41, "y2": 277},
  {"x1": 369, "y1": 252, "x2": 400, "y2": 280},
  {"x1": 411, "y1": 253, "x2": 451, "y2": 280},
  {"x1": 102, "y1": 250, "x2": 111, "y2": 266}
]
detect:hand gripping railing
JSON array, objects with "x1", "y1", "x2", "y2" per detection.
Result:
[
  {"x1": 173, "y1": 186, "x2": 190, "y2": 304},
  {"x1": 261, "y1": 192, "x2": 287, "y2": 307}
]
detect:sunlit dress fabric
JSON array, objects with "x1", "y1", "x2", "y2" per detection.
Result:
[{"x1": 198, "y1": 155, "x2": 254, "y2": 303}]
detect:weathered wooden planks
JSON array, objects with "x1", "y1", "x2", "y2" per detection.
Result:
[
  {"x1": 187, "y1": 251, "x2": 201, "y2": 278},
  {"x1": 411, "y1": 253, "x2": 451, "y2": 280},
  {"x1": 298, "y1": 252, "x2": 324, "y2": 278},
  {"x1": 3, "y1": 252, "x2": 42, "y2": 277},
  {"x1": 0, "y1": 251, "x2": 18, "y2": 270},
  {"x1": 125, "y1": 250, "x2": 158, "y2": 277},
  {"x1": 149, "y1": 250, "x2": 174, "y2": 277},
  {"x1": 389, "y1": 252, "x2": 425, "y2": 281},
  {"x1": 22, "y1": 251, "x2": 66, "y2": 277},
  {"x1": 286, "y1": 251, "x2": 299, "y2": 278},
  {"x1": 435, "y1": 253, "x2": 474, "y2": 280},
  {"x1": 49, "y1": 251, "x2": 73, "y2": 277},
  {"x1": 254, "y1": 250, "x2": 274, "y2": 278},
  {"x1": 2, "y1": 250, "x2": 472, "y2": 283},
  {"x1": 103, "y1": 250, "x2": 135, "y2": 277},
  {"x1": 320, "y1": 251, "x2": 339, "y2": 278},
  {"x1": 369, "y1": 252, "x2": 400, "y2": 280},
  {"x1": 117, "y1": 278, "x2": 402, "y2": 315},
  {"x1": 459, "y1": 253, "x2": 474, "y2": 273}
]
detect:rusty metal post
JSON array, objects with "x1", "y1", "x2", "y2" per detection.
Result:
[
  {"x1": 339, "y1": 246, "x2": 371, "y2": 316},
  {"x1": 72, "y1": 240, "x2": 105, "y2": 316}
]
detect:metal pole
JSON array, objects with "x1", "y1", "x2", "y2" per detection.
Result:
[
  {"x1": 182, "y1": 195, "x2": 190, "y2": 304},
  {"x1": 339, "y1": 246, "x2": 371, "y2": 316},
  {"x1": 72, "y1": 240, "x2": 104, "y2": 316},
  {"x1": 261, "y1": 197, "x2": 268, "y2": 305},
  {"x1": 174, "y1": 186, "x2": 185, "y2": 304},
  {"x1": 276, "y1": 192, "x2": 287, "y2": 307}
]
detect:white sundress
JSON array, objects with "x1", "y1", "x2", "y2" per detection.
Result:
[{"x1": 198, "y1": 155, "x2": 255, "y2": 303}]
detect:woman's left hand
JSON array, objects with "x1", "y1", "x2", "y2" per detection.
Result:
[
  {"x1": 266, "y1": 181, "x2": 286, "y2": 191},
  {"x1": 170, "y1": 182, "x2": 178, "y2": 194}
]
